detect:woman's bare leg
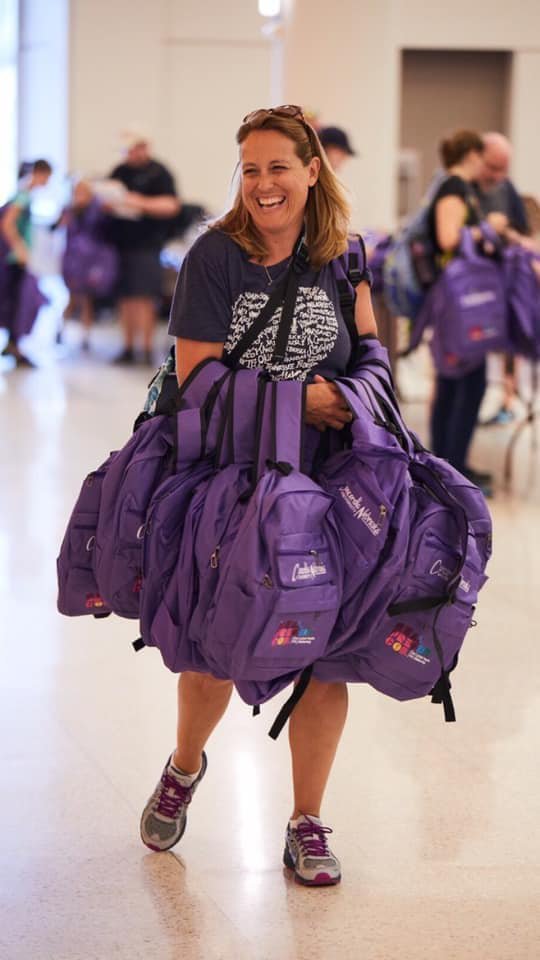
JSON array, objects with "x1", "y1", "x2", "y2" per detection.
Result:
[
  {"x1": 173, "y1": 671, "x2": 234, "y2": 774},
  {"x1": 288, "y1": 679, "x2": 348, "y2": 819}
]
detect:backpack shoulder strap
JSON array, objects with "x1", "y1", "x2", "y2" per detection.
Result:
[{"x1": 332, "y1": 233, "x2": 374, "y2": 357}]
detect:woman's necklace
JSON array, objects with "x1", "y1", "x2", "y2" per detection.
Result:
[{"x1": 263, "y1": 256, "x2": 292, "y2": 286}]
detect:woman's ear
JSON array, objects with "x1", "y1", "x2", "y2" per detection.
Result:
[{"x1": 308, "y1": 156, "x2": 321, "y2": 187}]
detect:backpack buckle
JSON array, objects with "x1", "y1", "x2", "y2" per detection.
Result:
[{"x1": 347, "y1": 268, "x2": 364, "y2": 287}]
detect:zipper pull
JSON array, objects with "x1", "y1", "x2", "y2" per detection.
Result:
[
  {"x1": 210, "y1": 547, "x2": 220, "y2": 569},
  {"x1": 262, "y1": 574, "x2": 273, "y2": 589}
]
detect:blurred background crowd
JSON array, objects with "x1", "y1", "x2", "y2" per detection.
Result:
[{"x1": 2, "y1": 0, "x2": 540, "y2": 499}]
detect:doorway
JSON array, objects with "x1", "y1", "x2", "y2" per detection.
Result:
[{"x1": 399, "y1": 49, "x2": 512, "y2": 216}]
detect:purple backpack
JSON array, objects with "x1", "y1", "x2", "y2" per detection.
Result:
[
  {"x1": 56, "y1": 452, "x2": 117, "y2": 617},
  {"x1": 420, "y1": 229, "x2": 508, "y2": 377},
  {"x1": 57, "y1": 359, "x2": 231, "y2": 620},
  {"x1": 62, "y1": 201, "x2": 118, "y2": 297},
  {"x1": 93, "y1": 361, "x2": 232, "y2": 619},
  {"x1": 313, "y1": 341, "x2": 492, "y2": 720},
  {"x1": 503, "y1": 244, "x2": 540, "y2": 360},
  {"x1": 201, "y1": 378, "x2": 344, "y2": 706},
  {"x1": 315, "y1": 371, "x2": 411, "y2": 659},
  {"x1": 146, "y1": 369, "x2": 263, "y2": 672}
]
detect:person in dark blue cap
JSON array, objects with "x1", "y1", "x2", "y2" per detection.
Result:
[{"x1": 319, "y1": 126, "x2": 357, "y2": 173}]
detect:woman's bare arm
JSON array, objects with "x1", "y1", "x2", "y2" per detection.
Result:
[
  {"x1": 1, "y1": 203, "x2": 28, "y2": 264},
  {"x1": 354, "y1": 280, "x2": 377, "y2": 336},
  {"x1": 434, "y1": 195, "x2": 468, "y2": 252},
  {"x1": 175, "y1": 337, "x2": 224, "y2": 386}
]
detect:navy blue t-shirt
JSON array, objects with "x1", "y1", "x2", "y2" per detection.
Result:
[{"x1": 168, "y1": 229, "x2": 369, "y2": 381}]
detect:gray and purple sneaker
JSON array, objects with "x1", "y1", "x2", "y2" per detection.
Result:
[
  {"x1": 284, "y1": 814, "x2": 341, "y2": 886},
  {"x1": 140, "y1": 752, "x2": 208, "y2": 852}
]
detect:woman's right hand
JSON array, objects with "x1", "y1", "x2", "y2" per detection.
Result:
[
  {"x1": 486, "y1": 211, "x2": 509, "y2": 234},
  {"x1": 305, "y1": 375, "x2": 353, "y2": 432}
]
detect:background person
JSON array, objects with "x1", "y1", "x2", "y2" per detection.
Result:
[
  {"x1": 474, "y1": 132, "x2": 531, "y2": 427},
  {"x1": 140, "y1": 104, "x2": 377, "y2": 888},
  {"x1": 318, "y1": 126, "x2": 357, "y2": 174},
  {"x1": 0, "y1": 158, "x2": 52, "y2": 366},
  {"x1": 107, "y1": 131, "x2": 180, "y2": 365},
  {"x1": 57, "y1": 179, "x2": 117, "y2": 350},
  {"x1": 427, "y1": 129, "x2": 504, "y2": 497}
]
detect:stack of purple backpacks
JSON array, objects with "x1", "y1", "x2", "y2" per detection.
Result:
[
  {"x1": 402, "y1": 226, "x2": 540, "y2": 373},
  {"x1": 57, "y1": 340, "x2": 492, "y2": 731}
]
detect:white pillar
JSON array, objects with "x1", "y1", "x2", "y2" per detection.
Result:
[{"x1": 18, "y1": 0, "x2": 69, "y2": 174}]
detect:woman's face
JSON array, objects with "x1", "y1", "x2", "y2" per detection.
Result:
[{"x1": 240, "y1": 129, "x2": 320, "y2": 241}]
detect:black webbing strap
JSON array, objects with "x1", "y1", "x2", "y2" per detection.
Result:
[
  {"x1": 337, "y1": 235, "x2": 373, "y2": 365},
  {"x1": 93, "y1": 611, "x2": 111, "y2": 620},
  {"x1": 267, "y1": 665, "x2": 313, "y2": 740},
  {"x1": 132, "y1": 637, "x2": 145, "y2": 652},
  {"x1": 226, "y1": 272, "x2": 290, "y2": 368},
  {"x1": 226, "y1": 234, "x2": 308, "y2": 369},
  {"x1": 271, "y1": 268, "x2": 303, "y2": 364},
  {"x1": 431, "y1": 672, "x2": 456, "y2": 722}
]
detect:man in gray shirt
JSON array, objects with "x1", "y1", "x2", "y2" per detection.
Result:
[
  {"x1": 474, "y1": 132, "x2": 529, "y2": 235},
  {"x1": 474, "y1": 133, "x2": 530, "y2": 426}
]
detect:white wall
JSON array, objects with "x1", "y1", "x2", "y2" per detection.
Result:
[
  {"x1": 509, "y1": 52, "x2": 540, "y2": 196},
  {"x1": 283, "y1": 0, "x2": 540, "y2": 229},
  {"x1": 23, "y1": 0, "x2": 540, "y2": 228},
  {"x1": 69, "y1": 0, "x2": 273, "y2": 213}
]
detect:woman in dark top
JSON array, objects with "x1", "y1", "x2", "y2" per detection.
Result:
[
  {"x1": 428, "y1": 130, "x2": 505, "y2": 495},
  {"x1": 139, "y1": 105, "x2": 377, "y2": 886}
]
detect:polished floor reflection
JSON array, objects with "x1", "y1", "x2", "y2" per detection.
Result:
[{"x1": 1, "y1": 322, "x2": 539, "y2": 960}]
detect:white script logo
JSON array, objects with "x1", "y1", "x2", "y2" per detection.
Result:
[
  {"x1": 339, "y1": 485, "x2": 384, "y2": 537},
  {"x1": 292, "y1": 561, "x2": 328, "y2": 583}
]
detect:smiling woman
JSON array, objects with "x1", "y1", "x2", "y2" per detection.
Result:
[
  {"x1": 141, "y1": 104, "x2": 377, "y2": 888},
  {"x1": 215, "y1": 106, "x2": 352, "y2": 269}
]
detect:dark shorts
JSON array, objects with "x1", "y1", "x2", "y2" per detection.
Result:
[{"x1": 117, "y1": 248, "x2": 162, "y2": 299}]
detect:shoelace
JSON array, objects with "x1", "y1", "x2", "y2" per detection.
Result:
[
  {"x1": 294, "y1": 818, "x2": 333, "y2": 858},
  {"x1": 154, "y1": 771, "x2": 193, "y2": 819}
]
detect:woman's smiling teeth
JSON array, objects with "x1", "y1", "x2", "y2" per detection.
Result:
[{"x1": 257, "y1": 196, "x2": 286, "y2": 208}]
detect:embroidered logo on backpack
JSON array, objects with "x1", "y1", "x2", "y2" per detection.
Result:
[
  {"x1": 85, "y1": 593, "x2": 106, "y2": 610},
  {"x1": 272, "y1": 620, "x2": 315, "y2": 646},
  {"x1": 291, "y1": 559, "x2": 327, "y2": 582},
  {"x1": 338, "y1": 485, "x2": 386, "y2": 537},
  {"x1": 385, "y1": 622, "x2": 432, "y2": 665}
]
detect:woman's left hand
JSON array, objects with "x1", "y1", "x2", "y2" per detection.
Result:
[{"x1": 305, "y1": 376, "x2": 353, "y2": 432}]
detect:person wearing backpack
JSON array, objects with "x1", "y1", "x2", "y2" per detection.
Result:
[
  {"x1": 0, "y1": 158, "x2": 52, "y2": 367},
  {"x1": 139, "y1": 105, "x2": 377, "y2": 886},
  {"x1": 427, "y1": 130, "x2": 505, "y2": 497}
]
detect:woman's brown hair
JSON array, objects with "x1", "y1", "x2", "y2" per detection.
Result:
[
  {"x1": 212, "y1": 110, "x2": 351, "y2": 268},
  {"x1": 439, "y1": 130, "x2": 484, "y2": 169}
]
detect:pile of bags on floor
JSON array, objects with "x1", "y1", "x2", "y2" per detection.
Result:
[
  {"x1": 57, "y1": 341, "x2": 492, "y2": 732},
  {"x1": 366, "y1": 221, "x2": 540, "y2": 376}
]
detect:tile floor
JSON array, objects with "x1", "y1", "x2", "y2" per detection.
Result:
[{"x1": 1, "y1": 317, "x2": 539, "y2": 960}]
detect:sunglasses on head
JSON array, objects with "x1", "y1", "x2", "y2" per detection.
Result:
[{"x1": 242, "y1": 104, "x2": 307, "y2": 125}]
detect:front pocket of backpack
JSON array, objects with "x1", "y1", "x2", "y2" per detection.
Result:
[
  {"x1": 250, "y1": 584, "x2": 340, "y2": 669},
  {"x1": 68, "y1": 512, "x2": 98, "y2": 570},
  {"x1": 274, "y1": 533, "x2": 334, "y2": 588}
]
